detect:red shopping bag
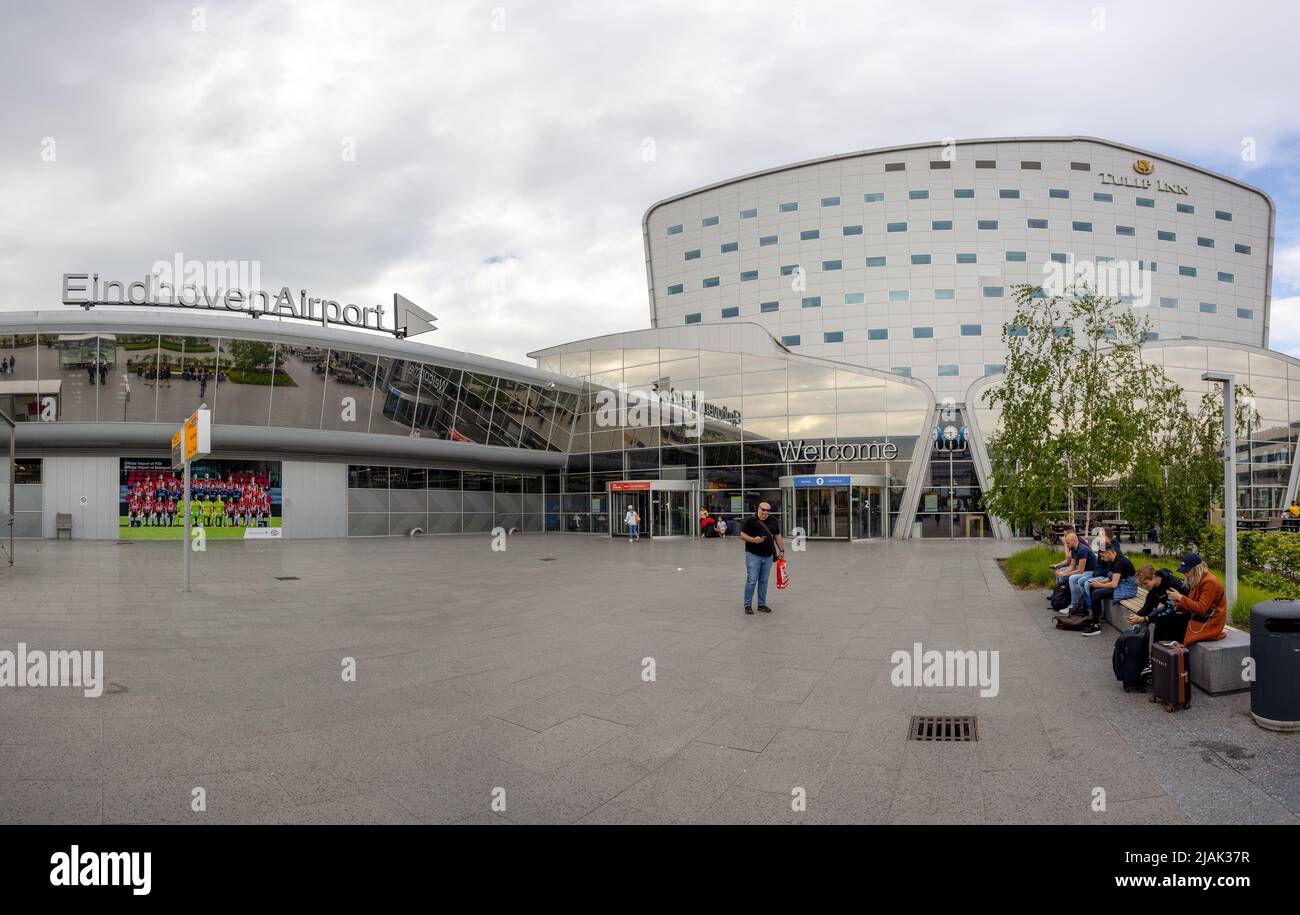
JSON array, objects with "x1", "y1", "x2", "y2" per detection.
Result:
[{"x1": 775, "y1": 557, "x2": 790, "y2": 590}]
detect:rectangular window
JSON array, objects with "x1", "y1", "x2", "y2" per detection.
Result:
[
  {"x1": 702, "y1": 215, "x2": 719, "y2": 226},
  {"x1": 1005, "y1": 251, "x2": 1026, "y2": 262},
  {"x1": 667, "y1": 224, "x2": 683, "y2": 235},
  {"x1": 1142, "y1": 331, "x2": 1159, "y2": 342},
  {"x1": 1054, "y1": 326, "x2": 1072, "y2": 338},
  {"x1": 1050, "y1": 252, "x2": 1068, "y2": 263},
  {"x1": 954, "y1": 188, "x2": 974, "y2": 198},
  {"x1": 887, "y1": 222, "x2": 908, "y2": 232},
  {"x1": 1093, "y1": 192, "x2": 1113, "y2": 203},
  {"x1": 780, "y1": 264, "x2": 799, "y2": 276},
  {"x1": 889, "y1": 290, "x2": 910, "y2": 302},
  {"x1": 1179, "y1": 265, "x2": 1197, "y2": 277},
  {"x1": 938, "y1": 364, "x2": 959, "y2": 377},
  {"x1": 1049, "y1": 188, "x2": 1069, "y2": 199},
  {"x1": 910, "y1": 254, "x2": 931, "y2": 265},
  {"x1": 1140, "y1": 260, "x2": 1157, "y2": 272},
  {"x1": 684, "y1": 249, "x2": 700, "y2": 260},
  {"x1": 800, "y1": 229, "x2": 820, "y2": 240},
  {"x1": 779, "y1": 201, "x2": 798, "y2": 213},
  {"x1": 1235, "y1": 243, "x2": 1251, "y2": 255},
  {"x1": 667, "y1": 283, "x2": 684, "y2": 295},
  {"x1": 821, "y1": 196, "x2": 840, "y2": 207},
  {"x1": 1237, "y1": 307, "x2": 1253, "y2": 319},
  {"x1": 1159, "y1": 297, "x2": 1178, "y2": 309},
  {"x1": 978, "y1": 220, "x2": 998, "y2": 230},
  {"x1": 1197, "y1": 237, "x2": 1214, "y2": 248},
  {"x1": 975, "y1": 159, "x2": 996, "y2": 169},
  {"x1": 1071, "y1": 161, "x2": 1090, "y2": 171},
  {"x1": 740, "y1": 208, "x2": 757, "y2": 219},
  {"x1": 822, "y1": 260, "x2": 841, "y2": 271},
  {"x1": 721, "y1": 241, "x2": 738, "y2": 253},
  {"x1": 892, "y1": 367, "x2": 912, "y2": 377},
  {"x1": 801, "y1": 296, "x2": 821, "y2": 308},
  {"x1": 868, "y1": 328, "x2": 888, "y2": 341},
  {"x1": 760, "y1": 301, "x2": 779, "y2": 313},
  {"x1": 934, "y1": 289, "x2": 955, "y2": 300},
  {"x1": 721, "y1": 306, "x2": 739, "y2": 318},
  {"x1": 823, "y1": 331, "x2": 844, "y2": 343},
  {"x1": 740, "y1": 270, "x2": 758, "y2": 281},
  {"x1": 930, "y1": 160, "x2": 951, "y2": 169},
  {"x1": 932, "y1": 220, "x2": 953, "y2": 230},
  {"x1": 864, "y1": 192, "x2": 885, "y2": 202},
  {"x1": 1007, "y1": 324, "x2": 1028, "y2": 337},
  {"x1": 999, "y1": 189, "x2": 1019, "y2": 199},
  {"x1": 884, "y1": 162, "x2": 905, "y2": 172},
  {"x1": 844, "y1": 292, "x2": 865, "y2": 305},
  {"x1": 1216, "y1": 210, "x2": 1232, "y2": 221},
  {"x1": 759, "y1": 235, "x2": 777, "y2": 246},
  {"x1": 912, "y1": 326, "x2": 933, "y2": 338},
  {"x1": 1116, "y1": 225, "x2": 1135, "y2": 236},
  {"x1": 909, "y1": 190, "x2": 929, "y2": 200},
  {"x1": 1136, "y1": 197, "x2": 1155, "y2": 208},
  {"x1": 1177, "y1": 203, "x2": 1194, "y2": 214},
  {"x1": 1218, "y1": 272, "x2": 1234, "y2": 283},
  {"x1": 702, "y1": 276, "x2": 720, "y2": 288},
  {"x1": 1027, "y1": 218, "x2": 1048, "y2": 229},
  {"x1": 685, "y1": 313, "x2": 701, "y2": 324},
  {"x1": 960, "y1": 324, "x2": 982, "y2": 336},
  {"x1": 1021, "y1": 161, "x2": 1041, "y2": 169},
  {"x1": 1097, "y1": 256, "x2": 1115, "y2": 264},
  {"x1": 866, "y1": 256, "x2": 886, "y2": 267},
  {"x1": 983, "y1": 286, "x2": 1004, "y2": 297},
  {"x1": 956, "y1": 253, "x2": 977, "y2": 264},
  {"x1": 842, "y1": 225, "x2": 863, "y2": 236},
  {"x1": 781, "y1": 335, "x2": 801, "y2": 346},
  {"x1": 1158, "y1": 230, "x2": 1176, "y2": 241},
  {"x1": 1073, "y1": 221, "x2": 1092, "y2": 231},
  {"x1": 1200, "y1": 301, "x2": 1217, "y2": 314},
  {"x1": 984, "y1": 363, "x2": 1005, "y2": 375}
]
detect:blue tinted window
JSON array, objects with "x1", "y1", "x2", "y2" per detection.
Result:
[
  {"x1": 667, "y1": 224, "x2": 683, "y2": 235},
  {"x1": 889, "y1": 291, "x2": 910, "y2": 302},
  {"x1": 1053, "y1": 326, "x2": 1072, "y2": 338},
  {"x1": 912, "y1": 326, "x2": 933, "y2": 339},
  {"x1": 780, "y1": 265, "x2": 799, "y2": 276},
  {"x1": 721, "y1": 241, "x2": 738, "y2": 253},
  {"x1": 759, "y1": 235, "x2": 777, "y2": 246},
  {"x1": 937, "y1": 364, "x2": 959, "y2": 377},
  {"x1": 999, "y1": 189, "x2": 1019, "y2": 199},
  {"x1": 1049, "y1": 188, "x2": 1069, "y2": 199},
  {"x1": 1160, "y1": 297, "x2": 1177, "y2": 309},
  {"x1": 1177, "y1": 203, "x2": 1194, "y2": 214},
  {"x1": 843, "y1": 225, "x2": 863, "y2": 236},
  {"x1": 1093, "y1": 192, "x2": 1113, "y2": 203},
  {"x1": 1027, "y1": 218, "x2": 1048, "y2": 229},
  {"x1": 864, "y1": 192, "x2": 884, "y2": 202},
  {"x1": 702, "y1": 215, "x2": 719, "y2": 226},
  {"x1": 1158, "y1": 230, "x2": 1176, "y2": 241},
  {"x1": 909, "y1": 190, "x2": 929, "y2": 200},
  {"x1": 781, "y1": 335, "x2": 800, "y2": 346},
  {"x1": 961, "y1": 324, "x2": 982, "y2": 336},
  {"x1": 1142, "y1": 331, "x2": 1159, "y2": 341},
  {"x1": 739, "y1": 208, "x2": 757, "y2": 219},
  {"x1": 1235, "y1": 243, "x2": 1251, "y2": 255},
  {"x1": 800, "y1": 229, "x2": 820, "y2": 240},
  {"x1": 866, "y1": 256, "x2": 886, "y2": 267},
  {"x1": 1218, "y1": 272, "x2": 1234, "y2": 283},
  {"x1": 954, "y1": 188, "x2": 974, "y2": 198},
  {"x1": 1179, "y1": 265, "x2": 1197, "y2": 277},
  {"x1": 1215, "y1": 210, "x2": 1232, "y2": 221},
  {"x1": 844, "y1": 292, "x2": 865, "y2": 305},
  {"x1": 685, "y1": 313, "x2": 701, "y2": 324},
  {"x1": 978, "y1": 220, "x2": 998, "y2": 230},
  {"x1": 821, "y1": 196, "x2": 840, "y2": 207},
  {"x1": 1136, "y1": 197, "x2": 1155, "y2": 208},
  {"x1": 685, "y1": 249, "x2": 700, "y2": 260},
  {"x1": 667, "y1": 283, "x2": 683, "y2": 295},
  {"x1": 984, "y1": 363, "x2": 1005, "y2": 375},
  {"x1": 887, "y1": 222, "x2": 907, "y2": 232},
  {"x1": 1005, "y1": 251, "x2": 1026, "y2": 262},
  {"x1": 1116, "y1": 225, "x2": 1135, "y2": 236},
  {"x1": 1237, "y1": 307, "x2": 1253, "y2": 319},
  {"x1": 824, "y1": 331, "x2": 844, "y2": 343},
  {"x1": 1050, "y1": 252, "x2": 1068, "y2": 263},
  {"x1": 801, "y1": 296, "x2": 821, "y2": 308},
  {"x1": 1007, "y1": 324, "x2": 1028, "y2": 337},
  {"x1": 956, "y1": 253, "x2": 977, "y2": 264},
  {"x1": 1073, "y1": 221, "x2": 1092, "y2": 231},
  {"x1": 983, "y1": 287, "x2": 1004, "y2": 297},
  {"x1": 891, "y1": 367, "x2": 912, "y2": 377},
  {"x1": 760, "y1": 301, "x2": 779, "y2": 313},
  {"x1": 911, "y1": 254, "x2": 931, "y2": 265},
  {"x1": 779, "y1": 202, "x2": 798, "y2": 213},
  {"x1": 721, "y1": 306, "x2": 739, "y2": 318},
  {"x1": 934, "y1": 289, "x2": 955, "y2": 300},
  {"x1": 822, "y1": 260, "x2": 841, "y2": 271},
  {"x1": 868, "y1": 328, "x2": 888, "y2": 341},
  {"x1": 932, "y1": 220, "x2": 953, "y2": 230},
  {"x1": 1197, "y1": 237, "x2": 1214, "y2": 248},
  {"x1": 702, "y1": 276, "x2": 720, "y2": 288},
  {"x1": 740, "y1": 270, "x2": 758, "y2": 282}
]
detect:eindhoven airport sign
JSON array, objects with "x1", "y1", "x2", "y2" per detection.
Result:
[{"x1": 61, "y1": 273, "x2": 437, "y2": 339}]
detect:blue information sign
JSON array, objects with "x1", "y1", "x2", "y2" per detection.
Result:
[{"x1": 792, "y1": 475, "x2": 851, "y2": 488}]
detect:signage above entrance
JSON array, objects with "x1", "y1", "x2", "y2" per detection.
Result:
[
  {"x1": 792, "y1": 475, "x2": 851, "y2": 488},
  {"x1": 777, "y1": 439, "x2": 899, "y2": 462},
  {"x1": 609, "y1": 481, "x2": 652, "y2": 492}
]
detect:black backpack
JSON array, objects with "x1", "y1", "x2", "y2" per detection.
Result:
[{"x1": 1049, "y1": 581, "x2": 1071, "y2": 611}]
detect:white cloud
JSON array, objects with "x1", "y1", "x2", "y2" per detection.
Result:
[{"x1": 1269, "y1": 295, "x2": 1300, "y2": 357}]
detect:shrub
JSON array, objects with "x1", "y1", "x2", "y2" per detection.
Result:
[{"x1": 1002, "y1": 546, "x2": 1062, "y2": 588}]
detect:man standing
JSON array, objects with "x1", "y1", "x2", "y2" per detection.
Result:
[
  {"x1": 624, "y1": 504, "x2": 640, "y2": 542},
  {"x1": 739, "y1": 502, "x2": 784, "y2": 615}
]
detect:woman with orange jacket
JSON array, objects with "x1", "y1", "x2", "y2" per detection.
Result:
[{"x1": 1168, "y1": 552, "x2": 1228, "y2": 647}]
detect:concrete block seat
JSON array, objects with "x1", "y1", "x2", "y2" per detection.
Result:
[{"x1": 1099, "y1": 588, "x2": 1249, "y2": 695}]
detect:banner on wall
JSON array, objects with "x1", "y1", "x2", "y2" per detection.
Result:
[{"x1": 119, "y1": 458, "x2": 283, "y2": 540}]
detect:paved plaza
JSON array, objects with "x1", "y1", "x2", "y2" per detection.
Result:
[{"x1": 0, "y1": 533, "x2": 1296, "y2": 825}]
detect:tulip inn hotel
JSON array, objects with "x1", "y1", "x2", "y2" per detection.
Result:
[{"x1": 3, "y1": 138, "x2": 1299, "y2": 543}]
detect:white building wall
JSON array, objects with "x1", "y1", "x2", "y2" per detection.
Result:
[
  {"x1": 41, "y1": 456, "x2": 119, "y2": 539},
  {"x1": 281, "y1": 460, "x2": 347, "y2": 538}
]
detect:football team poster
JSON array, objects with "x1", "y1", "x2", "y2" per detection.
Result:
[{"x1": 119, "y1": 458, "x2": 283, "y2": 539}]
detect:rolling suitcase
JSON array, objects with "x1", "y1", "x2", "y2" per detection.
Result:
[
  {"x1": 1112, "y1": 626, "x2": 1149, "y2": 692},
  {"x1": 1148, "y1": 640, "x2": 1190, "y2": 711}
]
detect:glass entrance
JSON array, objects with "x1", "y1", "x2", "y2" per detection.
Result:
[
  {"x1": 795, "y1": 487, "x2": 849, "y2": 539},
  {"x1": 852, "y1": 486, "x2": 883, "y2": 539},
  {"x1": 613, "y1": 491, "x2": 650, "y2": 538},
  {"x1": 654, "y1": 489, "x2": 691, "y2": 537}
]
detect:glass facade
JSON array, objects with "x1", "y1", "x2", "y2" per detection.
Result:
[{"x1": 347, "y1": 465, "x2": 548, "y2": 536}]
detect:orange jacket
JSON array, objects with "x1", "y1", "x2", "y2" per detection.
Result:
[{"x1": 1180, "y1": 571, "x2": 1228, "y2": 647}]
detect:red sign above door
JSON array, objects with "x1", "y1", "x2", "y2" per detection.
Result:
[{"x1": 609, "y1": 481, "x2": 652, "y2": 492}]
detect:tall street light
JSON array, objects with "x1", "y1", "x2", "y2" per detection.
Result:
[{"x1": 1201, "y1": 371, "x2": 1237, "y2": 609}]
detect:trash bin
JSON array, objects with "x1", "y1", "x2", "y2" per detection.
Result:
[{"x1": 1250, "y1": 599, "x2": 1300, "y2": 732}]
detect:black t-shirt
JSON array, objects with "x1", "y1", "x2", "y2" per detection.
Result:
[
  {"x1": 741, "y1": 514, "x2": 781, "y2": 557},
  {"x1": 1111, "y1": 554, "x2": 1135, "y2": 579}
]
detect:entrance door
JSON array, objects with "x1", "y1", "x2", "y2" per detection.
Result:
[
  {"x1": 654, "y1": 489, "x2": 690, "y2": 537},
  {"x1": 799, "y1": 487, "x2": 846, "y2": 539},
  {"x1": 613, "y1": 491, "x2": 650, "y2": 538}
]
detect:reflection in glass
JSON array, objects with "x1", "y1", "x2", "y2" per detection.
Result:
[
  {"x1": 320, "y1": 349, "x2": 377, "y2": 433},
  {"x1": 216, "y1": 336, "x2": 277, "y2": 426},
  {"x1": 121, "y1": 334, "x2": 160, "y2": 423}
]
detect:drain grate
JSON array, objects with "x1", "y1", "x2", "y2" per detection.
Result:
[
  {"x1": 908, "y1": 715, "x2": 978, "y2": 742},
  {"x1": 275, "y1": 575, "x2": 301, "y2": 581}
]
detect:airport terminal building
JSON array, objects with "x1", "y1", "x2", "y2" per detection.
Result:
[{"x1": 3, "y1": 138, "x2": 1298, "y2": 542}]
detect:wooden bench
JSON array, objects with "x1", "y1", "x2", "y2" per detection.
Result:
[{"x1": 55, "y1": 513, "x2": 73, "y2": 540}]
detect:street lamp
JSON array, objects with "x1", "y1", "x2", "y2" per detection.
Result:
[{"x1": 1201, "y1": 371, "x2": 1237, "y2": 609}]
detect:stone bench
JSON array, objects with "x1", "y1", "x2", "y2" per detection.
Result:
[{"x1": 1099, "y1": 588, "x2": 1250, "y2": 695}]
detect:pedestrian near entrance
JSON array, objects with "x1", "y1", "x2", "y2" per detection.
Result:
[
  {"x1": 625, "y1": 505, "x2": 640, "y2": 541},
  {"x1": 740, "y1": 502, "x2": 784, "y2": 615}
]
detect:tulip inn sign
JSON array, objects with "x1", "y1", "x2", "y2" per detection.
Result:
[
  {"x1": 61, "y1": 272, "x2": 437, "y2": 339},
  {"x1": 1096, "y1": 159, "x2": 1189, "y2": 195}
]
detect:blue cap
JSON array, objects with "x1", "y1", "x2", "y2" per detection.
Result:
[{"x1": 1176, "y1": 552, "x2": 1201, "y2": 574}]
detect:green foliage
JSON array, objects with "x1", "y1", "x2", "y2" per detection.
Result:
[
  {"x1": 1001, "y1": 546, "x2": 1063, "y2": 588},
  {"x1": 1233, "y1": 583, "x2": 1278, "y2": 629},
  {"x1": 228, "y1": 340, "x2": 283, "y2": 375}
]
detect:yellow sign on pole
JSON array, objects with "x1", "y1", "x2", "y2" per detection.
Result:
[
  {"x1": 181, "y1": 408, "x2": 211, "y2": 464},
  {"x1": 171, "y1": 430, "x2": 184, "y2": 470}
]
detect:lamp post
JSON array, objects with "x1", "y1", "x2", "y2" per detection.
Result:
[{"x1": 1201, "y1": 371, "x2": 1237, "y2": 609}]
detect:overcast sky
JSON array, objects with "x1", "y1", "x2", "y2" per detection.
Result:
[{"x1": 2, "y1": 0, "x2": 1298, "y2": 363}]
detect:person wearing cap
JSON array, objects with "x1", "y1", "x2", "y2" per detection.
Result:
[{"x1": 1167, "y1": 552, "x2": 1228, "y2": 648}]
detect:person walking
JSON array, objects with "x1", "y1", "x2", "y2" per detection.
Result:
[
  {"x1": 199, "y1": 371, "x2": 208, "y2": 400},
  {"x1": 98, "y1": 362, "x2": 107, "y2": 385},
  {"x1": 739, "y1": 501, "x2": 784, "y2": 615},
  {"x1": 624, "y1": 504, "x2": 640, "y2": 542}
]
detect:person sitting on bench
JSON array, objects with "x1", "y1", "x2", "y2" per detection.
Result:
[
  {"x1": 1165, "y1": 553, "x2": 1228, "y2": 649},
  {"x1": 1128, "y1": 565, "x2": 1191, "y2": 643},
  {"x1": 1079, "y1": 543, "x2": 1136, "y2": 636}
]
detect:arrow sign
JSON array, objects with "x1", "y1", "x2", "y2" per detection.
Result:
[{"x1": 394, "y1": 293, "x2": 437, "y2": 338}]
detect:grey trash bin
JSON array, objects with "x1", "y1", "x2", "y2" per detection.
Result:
[{"x1": 1250, "y1": 599, "x2": 1300, "y2": 732}]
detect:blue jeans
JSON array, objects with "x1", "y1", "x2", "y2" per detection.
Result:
[
  {"x1": 1068, "y1": 571, "x2": 1093, "y2": 607},
  {"x1": 628, "y1": 523, "x2": 638, "y2": 541},
  {"x1": 744, "y1": 552, "x2": 774, "y2": 606}
]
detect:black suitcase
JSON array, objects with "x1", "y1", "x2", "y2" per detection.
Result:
[
  {"x1": 1048, "y1": 581, "x2": 1071, "y2": 611},
  {"x1": 1113, "y1": 627, "x2": 1149, "y2": 692},
  {"x1": 1149, "y1": 640, "x2": 1191, "y2": 711}
]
